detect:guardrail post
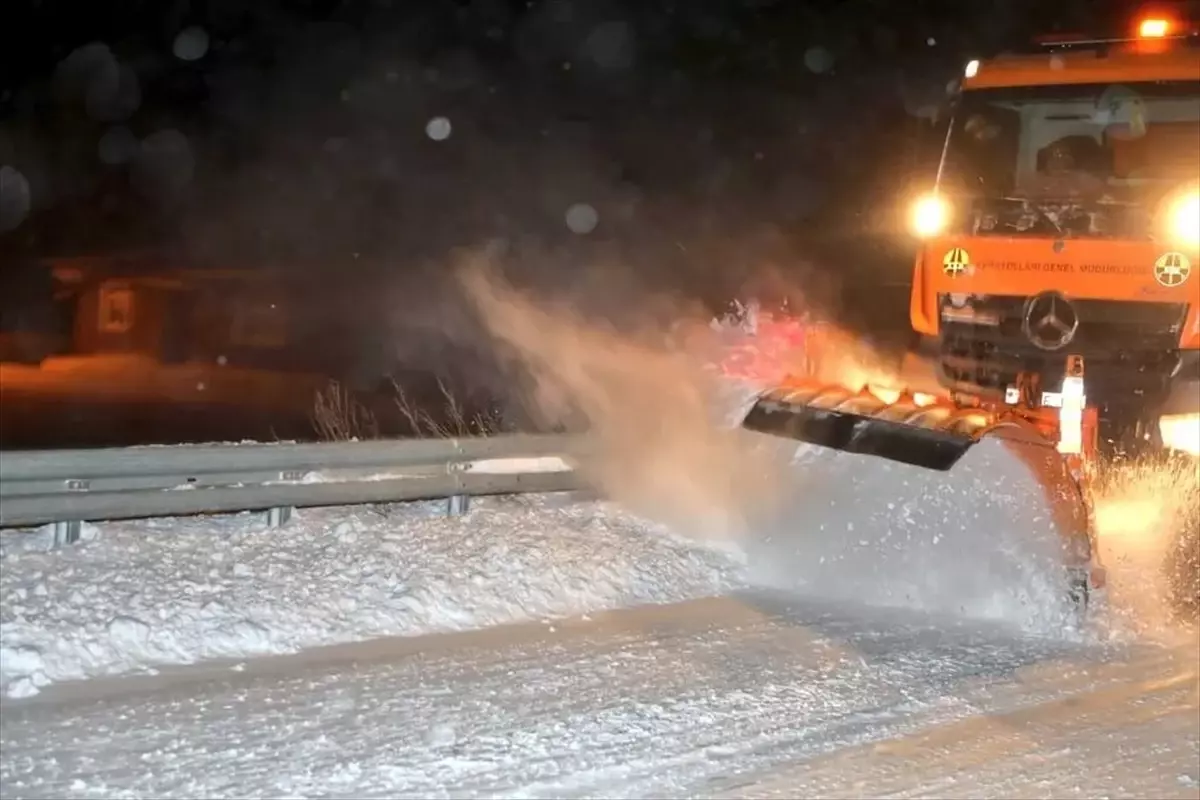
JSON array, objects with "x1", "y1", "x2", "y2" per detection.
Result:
[
  {"x1": 446, "y1": 439, "x2": 470, "y2": 516},
  {"x1": 51, "y1": 520, "x2": 82, "y2": 547},
  {"x1": 265, "y1": 506, "x2": 294, "y2": 528},
  {"x1": 447, "y1": 494, "x2": 470, "y2": 516}
]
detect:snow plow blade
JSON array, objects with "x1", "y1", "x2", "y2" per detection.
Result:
[
  {"x1": 741, "y1": 383, "x2": 986, "y2": 471},
  {"x1": 738, "y1": 379, "x2": 1104, "y2": 621}
]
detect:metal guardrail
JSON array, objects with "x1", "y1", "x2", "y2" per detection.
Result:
[{"x1": 0, "y1": 434, "x2": 590, "y2": 545}]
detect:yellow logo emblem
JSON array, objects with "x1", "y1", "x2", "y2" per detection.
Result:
[
  {"x1": 942, "y1": 247, "x2": 970, "y2": 276},
  {"x1": 1154, "y1": 252, "x2": 1191, "y2": 287}
]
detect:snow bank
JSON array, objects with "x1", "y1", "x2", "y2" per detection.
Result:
[
  {"x1": 0, "y1": 306, "x2": 777, "y2": 701},
  {"x1": 0, "y1": 496, "x2": 745, "y2": 699}
]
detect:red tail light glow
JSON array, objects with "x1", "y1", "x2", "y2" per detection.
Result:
[{"x1": 1138, "y1": 17, "x2": 1171, "y2": 37}]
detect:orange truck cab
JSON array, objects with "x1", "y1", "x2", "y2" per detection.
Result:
[{"x1": 906, "y1": 11, "x2": 1200, "y2": 450}]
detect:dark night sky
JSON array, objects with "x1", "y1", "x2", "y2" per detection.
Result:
[
  {"x1": 0, "y1": 0, "x2": 1165, "y2": 336},
  {"x1": 0, "y1": 0, "x2": 1179, "y2": 443},
  {"x1": 1, "y1": 0, "x2": 1141, "y2": 251}
]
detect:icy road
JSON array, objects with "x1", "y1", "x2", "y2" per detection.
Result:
[
  {"x1": 2, "y1": 591, "x2": 1198, "y2": 800},
  {"x1": 2, "y1": 432, "x2": 1199, "y2": 798}
]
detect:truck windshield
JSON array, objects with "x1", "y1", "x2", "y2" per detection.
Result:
[{"x1": 940, "y1": 80, "x2": 1200, "y2": 206}]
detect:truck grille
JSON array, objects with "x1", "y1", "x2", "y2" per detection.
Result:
[
  {"x1": 959, "y1": 198, "x2": 1154, "y2": 240},
  {"x1": 937, "y1": 295, "x2": 1187, "y2": 399}
]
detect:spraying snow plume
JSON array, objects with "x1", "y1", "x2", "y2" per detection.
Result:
[
  {"x1": 453, "y1": 250, "x2": 1084, "y2": 633},
  {"x1": 1092, "y1": 453, "x2": 1200, "y2": 638},
  {"x1": 457, "y1": 258, "x2": 791, "y2": 543},
  {"x1": 453, "y1": 251, "x2": 933, "y2": 555}
]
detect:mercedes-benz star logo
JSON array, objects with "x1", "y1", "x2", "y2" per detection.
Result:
[{"x1": 1022, "y1": 291, "x2": 1079, "y2": 351}]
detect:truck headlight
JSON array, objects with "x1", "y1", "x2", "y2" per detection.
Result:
[
  {"x1": 911, "y1": 193, "x2": 949, "y2": 238},
  {"x1": 1170, "y1": 191, "x2": 1199, "y2": 247},
  {"x1": 1160, "y1": 413, "x2": 1200, "y2": 456}
]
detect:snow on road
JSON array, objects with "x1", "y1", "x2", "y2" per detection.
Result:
[
  {"x1": 711, "y1": 621, "x2": 1200, "y2": 800},
  {"x1": 2, "y1": 591, "x2": 1195, "y2": 800},
  {"x1": 7, "y1": 590, "x2": 1193, "y2": 800},
  {"x1": 0, "y1": 496, "x2": 744, "y2": 699},
  {"x1": 2, "y1": 313, "x2": 1195, "y2": 797},
  {"x1": 0, "y1": 432, "x2": 1096, "y2": 702}
]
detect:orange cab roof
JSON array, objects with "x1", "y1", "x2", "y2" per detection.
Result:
[{"x1": 964, "y1": 46, "x2": 1200, "y2": 90}]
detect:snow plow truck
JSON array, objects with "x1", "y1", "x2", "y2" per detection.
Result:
[{"x1": 740, "y1": 9, "x2": 1200, "y2": 616}]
